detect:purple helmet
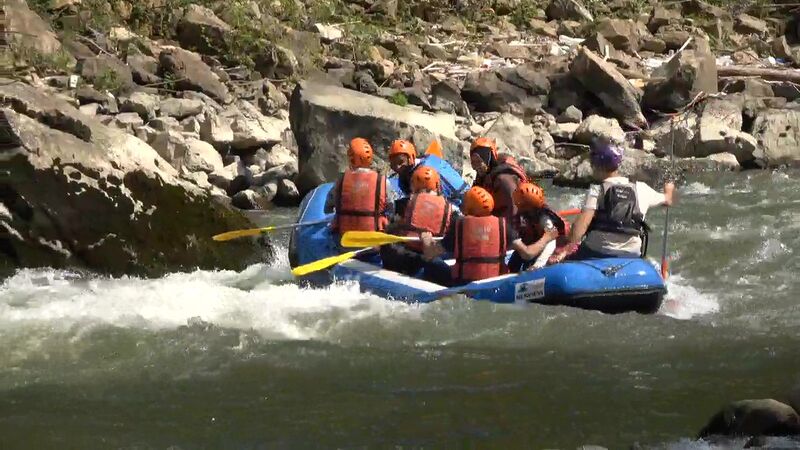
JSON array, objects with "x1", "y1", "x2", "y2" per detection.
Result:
[{"x1": 590, "y1": 141, "x2": 624, "y2": 170}]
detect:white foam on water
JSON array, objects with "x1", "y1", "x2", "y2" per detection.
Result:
[
  {"x1": 682, "y1": 182, "x2": 713, "y2": 195},
  {"x1": 658, "y1": 274, "x2": 720, "y2": 320},
  {"x1": 0, "y1": 256, "x2": 423, "y2": 343}
]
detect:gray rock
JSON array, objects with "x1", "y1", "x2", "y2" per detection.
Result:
[
  {"x1": 485, "y1": 113, "x2": 537, "y2": 158},
  {"x1": 176, "y1": 4, "x2": 231, "y2": 55},
  {"x1": 771, "y1": 36, "x2": 793, "y2": 60},
  {"x1": 260, "y1": 144, "x2": 296, "y2": 170},
  {"x1": 110, "y1": 112, "x2": 145, "y2": 132},
  {"x1": 462, "y1": 71, "x2": 542, "y2": 117},
  {"x1": 127, "y1": 54, "x2": 161, "y2": 86},
  {"x1": 289, "y1": 81, "x2": 461, "y2": 193},
  {"x1": 545, "y1": 0, "x2": 593, "y2": 22},
  {"x1": 734, "y1": 14, "x2": 768, "y2": 35},
  {"x1": 571, "y1": 48, "x2": 647, "y2": 129},
  {"x1": 149, "y1": 117, "x2": 181, "y2": 131},
  {"x1": 550, "y1": 122, "x2": 580, "y2": 141},
  {"x1": 752, "y1": 109, "x2": 800, "y2": 167},
  {"x1": 160, "y1": 98, "x2": 205, "y2": 119},
  {"x1": 258, "y1": 81, "x2": 289, "y2": 115},
  {"x1": 0, "y1": 81, "x2": 263, "y2": 277},
  {"x1": 158, "y1": 47, "x2": 231, "y2": 103},
  {"x1": 707, "y1": 152, "x2": 741, "y2": 170},
  {"x1": 275, "y1": 179, "x2": 301, "y2": 206},
  {"x1": 150, "y1": 129, "x2": 187, "y2": 163},
  {"x1": 431, "y1": 80, "x2": 469, "y2": 117},
  {"x1": 255, "y1": 44, "x2": 299, "y2": 79},
  {"x1": 76, "y1": 86, "x2": 118, "y2": 114},
  {"x1": 648, "y1": 6, "x2": 680, "y2": 33},
  {"x1": 5, "y1": 0, "x2": 66, "y2": 56},
  {"x1": 79, "y1": 103, "x2": 100, "y2": 116},
  {"x1": 574, "y1": 115, "x2": 625, "y2": 145},
  {"x1": 498, "y1": 64, "x2": 551, "y2": 96},
  {"x1": 699, "y1": 399, "x2": 800, "y2": 438},
  {"x1": 644, "y1": 48, "x2": 718, "y2": 112},
  {"x1": 692, "y1": 98, "x2": 757, "y2": 163},
  {"x1": 222, "y1": 100, "x2": 288, "y2": 150},
  {"x1": 184, "y1": 138, "x2": 224, "y2": 173},
  {"x1": 199, "y1": 111, "x2": 234, "y2": 149},
  {"x1": 558, "y1": 105, "x2": 583, "y2": 123},
  {"x1": 78, "y1": 55, "x2": 135, "y2": 94},
  {"x1": 596, "y1": 18, "x2": 641, "y2": 52},
  {"x1": 314, "y1": 23, "x2": 343, "y2": 42},
  {"x1": 231, "y1": 189, "x2": 267, "y2": 210},
  {"x1": 120, "y1": 91, "x2": 160, "y2": 121}
]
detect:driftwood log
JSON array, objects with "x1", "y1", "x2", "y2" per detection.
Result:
[{"x1": 717, "y1": 66, "x2": 800, "y2": 84}]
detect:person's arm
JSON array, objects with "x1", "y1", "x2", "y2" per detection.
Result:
[
  {"x1": 510, "y1": 228, "x2": 559, "y2": 261},
  {"x1": 421, "y1": 231, "x2": 445, "y2": 261},
  {"x1": 493, "y1": 174, "x2": 519, "y2": 221},
  {"x1": 566, "y1": 209, "x2": 595, "y2": 246},
  {"x1": 664, "y1": 181, "x2": 675, "y2": 207}
]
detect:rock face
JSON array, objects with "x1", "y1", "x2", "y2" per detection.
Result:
[
  {"x1": 644, "y1": 49, "x2": 718, "y2": 112},
  {"x1": 290, "y1": 81, "x2": 461, "y2": 193},
  {"x1": 5, "y1": 0, "x2": 64, "y2": 56},
  {"x1": 176, "y1": 4, "x2": 231, "y2": 55},
  {"x1": 571, "y1": 48, "x2": 647, "y2": 129},
  {"x1": 699, "y1": 399, "x2": 800, "y2": 438},
  {"x1": 485, "y1": 113, "x2": 537, "y2": 158},
  {"x1": 158, "y1": 47, "x2": 231, "y2": 103},
  {"x1": 751, "y1": 109, "x2": 800, "y2": 167},
  {"x1": 546, "y1": 0, "x2": 593, "y2": 22},
  {"x1": 0, "y1": 81, "x2": 265, "y2": 277},
  {"x1": 461, "y1": 71, "x2": 542, "y2": 117}
]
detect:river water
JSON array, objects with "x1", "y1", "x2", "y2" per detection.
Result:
[{"x1": 1, "y1": 171, "x2": 798, "y2": 449}]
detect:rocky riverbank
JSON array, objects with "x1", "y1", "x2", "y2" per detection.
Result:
[{"x1": 3, "y1": 0, "x2": 800, "y2": 274}]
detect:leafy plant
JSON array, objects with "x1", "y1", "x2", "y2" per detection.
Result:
[
  {"x1": 93, "y1": 67, "x2": 123, "y2": 95},
  {"x1": 389, "y1": 91, "x2": 409, "y2": 107}
]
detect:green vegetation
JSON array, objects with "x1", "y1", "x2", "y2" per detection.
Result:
[
  {"x1": 7, "y1": 44, "x2": 74, "y2": 75},
  {"x1": 389, "y1": 91, "x2": 409, "y2": 107},
  {"x1": 93, "y1": 67, "x2": 124, "y2": 95}
]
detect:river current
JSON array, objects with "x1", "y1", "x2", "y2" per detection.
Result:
[{"x1": 1, "y1": 171, "x2": 798, "y2": 449}]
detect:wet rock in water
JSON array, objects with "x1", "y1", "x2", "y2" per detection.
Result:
[
  {"x1": 231, "y1": 189, "x2": 269, "y2": 210},
  {"x1": 158, "y1": 47, "x2": 231, "y2": 104},
  {"x1": 78, "y1": 55, "x2": 135, "y2": 94},
  {"x1": 159, "y1": 98, "x2": 205, "y2": 120},
  {"x1": 545, "y1": 0, "x2": 593, "y2": 22},
  {"x1": 644, "y1": 47, "x2": 718, "y2": 112},
  {"x1": 570, "y1": 48, "x2": 647, "y2": 129},
  {"x1": 698, "y1": 399, "x2": 800, "y2": 438},
  {"x1": 574, "y1": 115, "x2": 625, "y2": 145},
  {"x1": 751, "y1": 109, "x2": 800, "y2": 167},
  {"x1": 0, "y1": 81, "x2": 264, "y2": 277},
  {"x1": 707, "y1": 152, "x2": 741, "y2": 170},
  {"x1": 275, "y1": 179, "x2": 301, "y2": 206},
  {"x1": 176, "y1": 4, "x2": 231, "y2": 55},
  {"x1": 289, "y1": 81, "x2": 461, "y2": 193},
  {"x1": 120, "y1": 91, "x2": 160, "y2": 121}
]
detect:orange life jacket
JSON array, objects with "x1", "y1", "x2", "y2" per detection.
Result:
[
  {"x1": 452, "y1": 215, "x2": 508, "y2": 283},
  {"x1": 333, "y1": 169, "x2": 387, "y2": 233},
  {"x1": 402, "y1": 192, "x2": 452, "y2": 251}
]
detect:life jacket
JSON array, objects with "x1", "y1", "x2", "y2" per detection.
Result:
[
  {"x1": 452, "y1": 215, "x2": 508, "y2": 283},
  {"x1": 516, "y1": 206, "x2": 568, "y2": 244},
  {"x1": 587, "y1": 182, "x2": 650, "y2": 237},
  {"x1": 333, "y1": 169, "x2": 388, "y2": 233},
  {"x1": 402, "y1": 192, "x2": 452, "y2": 251},
  {"x1": 474, "y1": 155, "x2": 528, "y2": 191}
]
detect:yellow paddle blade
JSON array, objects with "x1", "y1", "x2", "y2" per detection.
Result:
[
  {"x1": 212, "y1": 226, "x2": 275, "y2": 241},
  {"x1": 291, "y1": 251, "x2": 361, "y2": 277},
  {"x1": 340, "y1": 231, "x2": 411, "y2": 248}
]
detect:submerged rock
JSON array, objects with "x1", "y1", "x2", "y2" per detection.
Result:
[{"x1": 699, "y1": 399, "x2": 800, "y2": 438}]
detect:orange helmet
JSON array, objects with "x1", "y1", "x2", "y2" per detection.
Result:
[
  {"x1": 411, "y1": 166, "x2": 441, "y2": 193},
  {"x1": 348, "y1": 137, "x2": 373, "y2": 168},
  {"x1": 463, "y1": 186, "x2": 495, "y2": 217},
  {"x1": 513, "y1": 182, "x2": 546, "y2": 210},
  {"x1": 389, "y1": 139, "x2": 416, "y2": 165},
  {"x1": 470, "y1": 137, "x2": 498, "y2": 161}
]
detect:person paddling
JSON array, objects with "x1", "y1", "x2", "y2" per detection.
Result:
[
  {"x1": 551, "y1": 140, "x2": 675, "y2": 262},
  {"x1": 331, "y1": 138, "x2": 390, "y2": 235},
  {"x1": 380, "y1": 167, "x2": 460, "y2": 276},
  {"x1": 470, "y1": 137, "x2": 528, "y2": 222},
  {"x1": 508, "y1": 182, "x2": 568, "y2": 272}
]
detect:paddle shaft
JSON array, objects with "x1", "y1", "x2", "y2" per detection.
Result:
[
  {"x1": 660, "y1": 118, "x2": 676, "y2": 280},
  {"x1": 265, "y1": 218, "x2": 330, "y2": 231}
]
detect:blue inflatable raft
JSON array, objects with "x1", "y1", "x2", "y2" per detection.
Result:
[{"x1": 289, "y1": 163, "x2": 666, "y2": 314}]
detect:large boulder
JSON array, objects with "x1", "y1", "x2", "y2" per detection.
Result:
[
  {"x1": 176, "y1": 4, "x2": 231, "y2": 55},
  {"x1": 462, "y1": 71, "x2": 543, "y2": 117},
  {"x1": 221, "y1": 100, "x2": 288, "y2": 151},
  {"x1": 644, "y1": 48, "x2": 718, "y2": 112},
  {"x1": 5, "y1": 0, "x2": 65, "y2": 56},
  {"x1": 546, "y1": 0, "x2": 593, "y2": 22},
  {"x1": 289, "y1": 81, "x2": 461, "y2": 193},
  {"x1": 693, "y1": 98, "x2": 757, "y2": 163},
  {"x1": 158, "y1": 47, "x2": 231, "y2": 104},
  {"x1": 574, "y1": 115, "x2": 626, "y2": 145},
  {"x1": 485, "y1": 113, "x2": 538, "y2": 158},
  {"x1": 78, "y1": 55, "x2": 135, "y2": 94},
  {"x1": 596, "y1": 18, "x2": 641, "y2": 52},
  {"x1": 570, "y1": 47, "x2": 647, "y2": 129},
  {"x1": 699, "y1": 399, "x2": 800, "y2": 438},
  {"x1": 751, "y1": 109, "x2": 800, "y2": 167},
  {"x1": 0, "y1": 81, "x2": 266, "y2": 277}
]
